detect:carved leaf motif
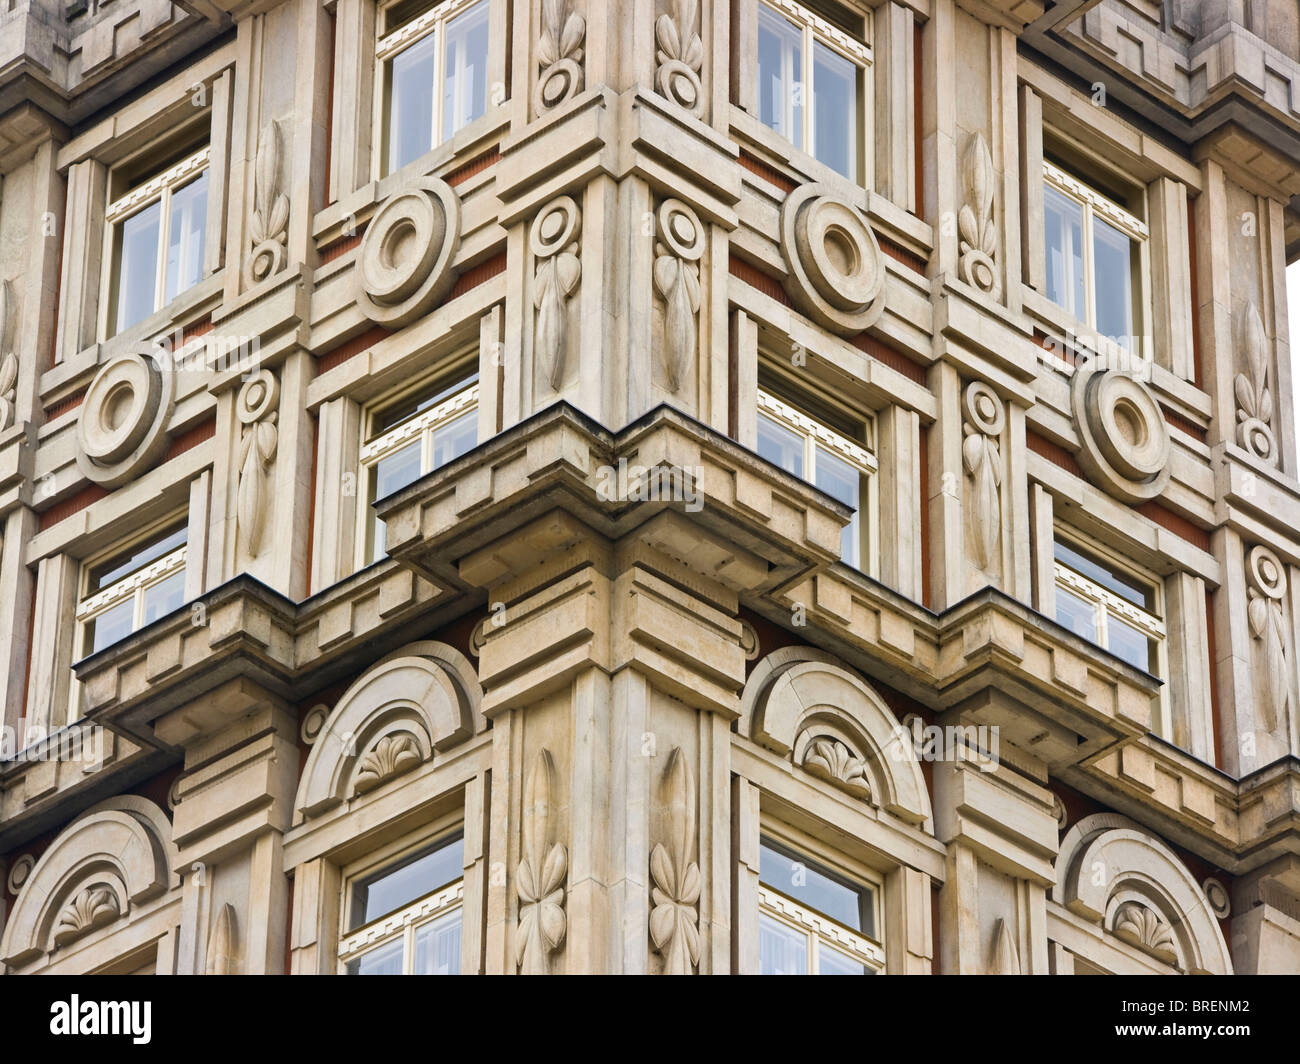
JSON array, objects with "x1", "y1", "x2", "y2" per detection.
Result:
[
  {"x1": 205, "y1": 903, "x2": 238, "y2": 975},
  {"x1": 0, "y1": 280, "x2": 15, "y2": 430},
  {"x1": 957, "y1": 134, "x2": 1001, "y2": 300},
  {"x1": 1235, "y1": 304, "x2": 1278, "y2": 463},
  {"x1": 237, "y1": 415, "x2": 278, "y2": 558},
  {"x1": 653, "y1": 0, "x2": 704, "y2": 113},
  {"x1": 653, "y1": 236, "x2": 701, "y2": 394},
  {"x1": 649, "y1": 747, "x2": 701, "y2": 974},
  {"x1": 988, "y1": 918, "x2": 1021, "y2": 975},
  {"x1": 1113, "y1": 901, "x2": 1176, "y2": 963},
  {"x1": 535, "y1": 0, "x2": 585, "y2": 111},
  {"x1": 516, "y1": 748, "x2": 568, "y2": 974},
  {"x1": 254, "y1": 121, "x2": 280, "y2": 222},
  {"x1": 801, "y1": 736, "x2": 871, "y2": 800},
  {"x1": 962, "y1": 405, "x2": 1002, "y2": 572},
  {"x1": 353, "y1": 733, "x2": 422, "y2": 795},
  {"x1": 249, "y1": 122, "x2": 289, "y2": 284},
  {"x1": 656, "y1": 12, "x2": 680, "y2": 58},
  {"x1": 52, "y1": 885, "x2": 121, "y2": 948}
]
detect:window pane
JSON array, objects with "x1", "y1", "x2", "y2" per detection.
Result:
[
  {"x1": 759, "y1": 913, "x2": 808, "y2": 975},
  {"x1": 369, "y1": 439, "x2": 423, "y2": 559},
  {"x1": 1043, "y1": 184, "x2": 1084, "y2": 320},
  {"x1": 757, "y1": 413, "x2": 804, "y2": 478},
  {"x1": 370, "y1": 374, "x2": 478, "y2": 438},
  {"x1": 164, "y1": 170, "x2": 208, "y2": 305},
  {"x1": 351, "y1": 835, "x2": 464, "y2": 928},
  {"x1": 757, "y1": 5, "x2": 802, "y2": 150},
  {"x1": 1093, "y1": 216, "x2": 1135, "y2": 348},
  {"x1": 1055, "y1": 585, "x2": 1098, "y2": 644},
  {"x1": 116, "y1": 200, "x2": 162, "y2": 333},
  {"x1": 1054, "y1": 540, "x2": 1154, "y2": 610},
  {"x1": 413, "y1": 910, "x2": 462, "y2": 975},
  {"x1": 431, "y1": 410, "x2": 477, "y2": 469},
  {"x1": 812, "y1": 40, "x2": 856, "y2": 179},
  {"x1": 818, "y1": 943, "x2": 868, "y2": 975},
  {"x1": 86, "y1": 598, "x2": 135, "y2": 655},
  {"x1": 388, "y1": 31, "x2": 438, "y2": 173},
  {"x1": 814, "y1": 446, "x2": 860, "y2": 569},
  {"x1": 140, "y1": 570, "x2": 185, "y2": 627},
  {"x1": 1108, "y1": 614, "x2": 1155, "y2": 674},
  {"x1": 346, "y1": 938, "x2": 405, "y2": 975},
  {"x1": 89, "y1": 526, "x2": 187, "y2": 592},
  {"x1": 759, "y1": 841, "x2": 870, "y2": 935},
  {"x1": 443, "y1": 1, "x2": 489, "y2": 139}
]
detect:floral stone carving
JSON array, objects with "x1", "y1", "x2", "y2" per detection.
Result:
[
  {"x1": 649, "y1": 747, "x2": 701, "y2": 974},
  {"x1": 53, "y1": 885, "x2": 121, "y2": 948},
  {"x1": 1070, "y1": 368, "x2": 1171, "y2": 503},
  {"x1": 962, "y1": 381, "x2": 1004, "y2": 571},
  {"x1": 516, "y1": 748, "x2": 568, "y2": 974},
  {"x1": 352, "y1": 732, "x2": 423, "y2": 795},
  {"x1": 235, "y1": 369, "x2": 279, "y2": 559},
  {"x1": 0, "y1": 279, "x2": 16, "y2": 430},
  {"x1": 800, "y1": 736, "x2": 871, "y2": 800},
  {"x1": 1246, "y1": 544, "x2": 1291, "y2": 733},
  {"x1": 75, "y1": 351, "x2": 176, "y2": 487},
  {"x1": 354, "y1": 177, "x2": 461, "y2": 328},
  {"x1": 1111, "y1": 900, "x2": 1177, "y2": 964},
  {"x1": 958, "y1": 133, "x2": 1001, "y2": 300},
  {"x1": 531, "y1": 196, "x2": 582, "y2": 391},
  {"x1": 535, "y1": 0, "x2": 585, "y2": 114},
  {"x1": 206, "y1": 903, "x2": 238, "y2": 975},
  {"x1": 779, "y1": 183, "x2": 886, "y2": 336},
  {"x1": 1235, "y1": 303, "x2": 1279, "y2": 465},
  {"x1": 655, "y1": 0, "x2": 704, "y2": 117},
  {"x1": 652, "y1": 199, "x2": 703, "y2": 393},
  {"x1": 247, "y1": 120, "x2": 289, "y2": 285}
]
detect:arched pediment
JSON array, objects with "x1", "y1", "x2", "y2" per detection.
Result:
[
  {"x1": 295, "y1": 641, "x2": 484, "y2": 821},
  {"x1": 741, "y1": 648, "x2": 932, "y2": 828},
  {"x1": 0, "y1": 796, "x2": 175, "y2": 968},
  {"x1": 1054, "y1": 813, "x2": 1232, "y2": 975}
]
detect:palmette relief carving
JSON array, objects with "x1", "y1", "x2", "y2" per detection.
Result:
[
  {"x1": 652, "y1": 199, "x2": 703, "y2": 394},
  {"x1": 516, "y1": 749, "x2": 567, "y2": 974},
  {"x1": 961, "y1": 381, "x2": 1004, "y2": 571},
  {"x1": 53, "y1": 885, "x2": 121, "y2": 948},
  {"x1": 247, "y1": 120, "x2": 289, "y2": 285},
  {"x1": 535, "y1": 0, "x2": 585, "y2": 114},
  {"x1": 655, "y1": 0, "x2": 704, "y2": 117},
  {"x1": 800, "y1": 736, "x2": 871, "y2": 800},
  {"x1": 235, "y1": 369, "x2": 279, "y2": 559},
  {"x1": 1235, "y1": 304, "x2": 1279, "y2": 465},
  {"x1": 1071, "y1": 367, "x2": 1171, "y2": 503},
  {"x1": 75, "y1": 351, "x2": 176, "y2": 487},
  {"x1": 0, "y1": 279, "x2": 16, "y2": 430},
  {"x1": 1246, "y1": 545, "x2": 1291, "y2": 733},
  {"x1": 1111, "y1": 900, "x2": 1177, "y2": 964},
  {"x1": 530, "y1": 196, "x2": 582, "y2": 391},
  {"x1": 649, "y1": 747, "x2": 701, "y2": 974},
  {"x1": 958, "y1": 133, "x2": 1001, "y2": 300},
  {"x1": 352, "y1": 732, "x2": 422, "y2": 795},
  {"x1": 206, "y1": 903, "x2": 238, "y2": 975}
]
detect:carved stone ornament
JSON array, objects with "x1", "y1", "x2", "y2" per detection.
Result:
[
  {"x1": 247, "y1": 120, "x2": 289, "y2": 285},
  {"x1": 799, "y1": 735, "x2": 871, "y2": 800},
  {"x1": 205, "y1": 903, "x2": 238, "y2": 975},
  {"x1": 516, "y1": 748, "x2": 568, "y2": 974},
  {"x1": 779, "y1": 183, "x2": 886, "y2": 336},
  {"x1": 1070, "y1": 367, "x2": 1171, "y2": 503},
  {"x1": 652, "y1": 199, "x2": 703, "y2": 394},
  {"x1": 6, "y1": 854, "x2": 34, "y2": 896},
  {"x1": 0, "y1": 279, "x2": 16, "y2": 430},
  {"x1": 987, "y1": 918, "x2": 1021, "y2": 975},
  {"x1": 535, "y1": 0, "x2": 585, "y2": 114},
  {"x1": 75, "y1": 350, "x2": 176, "y2": 487},
  {"x1": 958, "y1": 133, "x2": 1001, "y2": 300},
  {"x1": 1202, "y1": 878, "x2": 1231, "y2": 919},
  {"x1": 961, "y1": 381, "x2": 1004, "y2": 571},
  {"x1": 235, "y1": 369, "x2": 279, "y2": 558},
  {"x1": 1246, "y1": 544, "x2": 1291, "y2": 733},
  {"x1": 354, "y1": 177, "x2": 461, "y2": 328},
  {"x1": 352, "y1": 731, "x2": 422, "y2": 795},
  {"x1": 1235, "y1": 303, "x2": 1279, "y2": 465},
  {"x1": 531, "y1": 196, "x2": 582, "y2": 391},
  {"x1": 1111, "y1": 900, "x2": 1177, "y2": 964},
  {"x1": 649, "y1": 747, "x2": 701, "y2": 974},
  {"x1": 655, "y1": 0, "x2": 704, "y2": 117},
  {"x1": 53, "y1": 884, "x2": 121, "y2": 948}
]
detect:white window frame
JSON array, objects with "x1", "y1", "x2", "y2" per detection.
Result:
[
  {"x1": 757, "y1": 0, "x2": 872, "y2": 183},
  {"x1": 1053, "y1": 530, "x2": 1170, "y2": 737},
  {"x1": 373, "y1": 0, "x2": 489, "y2": 178},
  {"x1": 100, "y1": 145, "x2": 211, "y2": 339},
  {"x1": 356, "y1": 376, "x2": 479, "y2": 567},
  {"x1": 1042, "y1": 158, "x2": 1149, "y2": 350},
  {"x1": 757, "y1": 387, "x2": 879, "y2": 577}
]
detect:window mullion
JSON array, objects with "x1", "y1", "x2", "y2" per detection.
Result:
[{"x1": 155, "y1": 187, "x2": 171, "y2": 314}]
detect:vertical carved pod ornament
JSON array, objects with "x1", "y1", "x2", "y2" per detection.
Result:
[
  {"x1": 248, "y1": 121, "x2": 289, "y2": 286},
  {"x1": 649, "y1": 747, "x2": 701, "y2": 974},
  {"x1": 530, "y1": 196, "x2": 582, "y2": 391},
  {"x1": 1246, "y1": 545, "x2": 1291, "y2": 732},
  {"x1": 652, "y1": 200, "x2": 703, "y2": 394},
  {"x1": 961, "y1": 381, "x2": 1004, "y2": 572},
  {"x1": 516, "y1": 749, "x2": 568, "y2": 974},
  {"x1": 1235, "y1": 304, "x2": 1278, "y2": 465},
  {"x1": 535, "y1": 0, "x2": 585, "y2": 114},
  {"x1": 958, "y1": 133, "x2": 1001, "y2": 301},
  {"x1": 205, "y1": 903, "x2": 238, "y2": 975},
  {"x1": 655, "y1": 0, "x2": 704, "y2": 117},
  {"x1": 0, "y1": 279, "x2": 16, "y2": 430},
  {"x1": 236, "y1": 370, "x2": 280, "y2": 558}
]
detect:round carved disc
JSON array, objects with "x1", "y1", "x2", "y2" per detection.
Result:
[
  {"x1": 1070, "y1": 369, "x2": 1170, "y2": 503},
  {"x1": 75, "y1": 351, "x2": 175, "y2": 488}
]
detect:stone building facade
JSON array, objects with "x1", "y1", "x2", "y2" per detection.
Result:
[{"x1": 0, "y1": 0, "x2": 1296, "y2": 975}]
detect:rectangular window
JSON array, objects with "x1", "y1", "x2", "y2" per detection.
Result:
[
  {"x1": 340, "y1": 833, "x2": 464, "y2": 975},
  {"x1": 756, "y1": 0, "x2": 868, "y2": 182},
  {"x1": 377, "y1": 0, "x2": 490, "y2": 176},
  {"x1": 756, "y1": 387, "x2": 876, "y2": 572},
  {"x1": 359, "y1": 370, "x2": 478, "y2": 565},
  {"x1": 106, "y1": 147, "x2": 209, "y2": 336},
  {"x1": 1042, "y1": 159, "x2": 1146, "y2": 351},
  {"x1": 1053, "y1": 533, "x2": 1169, "y2": 734},
  {"x1": 757, "y1": 837, "x2": 883, "y2": 975}
]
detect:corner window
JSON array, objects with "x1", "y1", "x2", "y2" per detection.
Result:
[
  {"x1": 106, "y1": 147, "x2": 210, "y2": 336},
  {"x1": 1042, "y1": 159, "x2": 1146, "y2": 350},
  {"x1": 377, "y1": 0, "x2": 490, "y2": 176},
  {"x1": 340, "y1": 833, "x2": 464, "y2": 975},
  {"x1": 757, "y1": 387, "x2": 876, "y2": 572},
  {"x1": 756, "y1": 0, "x2": 868, "y2": 182},
  {"x1": 758, "y1": 838, "x2": 883, "y2": 975},
  {"x1": 359, "y1": 369, "x2": 478, "y2": 564}
]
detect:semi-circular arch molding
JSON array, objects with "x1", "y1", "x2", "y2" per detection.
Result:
[
  {"x1": 742, "y1": 647, "x2": 932, "y2": 829},
  {"x1": 295, "y1": 641, "x2": 484, "y2": 821},
  {"x1": 1054, "y1": 813, "x2": 1232, "y2": 975},
  {"x1": 0, "y1": 796, "x2": 175, "y2": 968}
]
